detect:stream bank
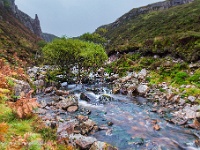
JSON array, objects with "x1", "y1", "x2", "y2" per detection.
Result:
[{"x1": 27, "y1": 65, "x2": 200, "y2": 150}]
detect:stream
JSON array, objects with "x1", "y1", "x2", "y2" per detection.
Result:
[{"x1": 37, "y1": 82, "x2": 199, "y2": 150}]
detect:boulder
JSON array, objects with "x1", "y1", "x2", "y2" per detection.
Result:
[
  {"x1": 77, "y1": 115, "x2": 89, "y2": 122},
  {"x1": 56, "y1": 90, "x2": 69, "y2": 96},
  {"x1": 136, "y1": 84, "x2": 149, "y2": 95},
  {"x1": 45, "y1": 86, "x2": 54, "y2": 93},
  {"x1": 70, "y1": 134, "x2": 97, "y2": 149},
  {"x1": 67, "y1": 106, "x2": 78, "y2": 112},
  {"x1": 138, "y1": 69, "x2": 147, "y2": 80},
  {"x1": 90, "y1": 141, "x2": 118, "y2": 150},
  {"x1": 98, "y1": 94, "x2": 114, "y2": 104},
  {"x1": 188, "y1": 96, "x2": 196, "y2": 102},
  {"x1": 80, "y1": 93, "x2": 91, "y2": 102},
  {"x1": 58, "y1": 95, "x2": 78, "y2": 110},
  {"x1": 13, "y1": 79, "x2": 31, "y2": 97}
]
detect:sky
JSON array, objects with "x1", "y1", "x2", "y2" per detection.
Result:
[{"x1": 15, "y1": 0, "x2": 162, "y2": 37}]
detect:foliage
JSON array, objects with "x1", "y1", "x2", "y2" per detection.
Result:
[
  {"x1": 97, "y1": 0, "x2": 200, "y2": 62},
  {"x1": 42, "y1": 38, "x2": 108, "y2": 79},
  {"x1": 0, "y1": 122, "x2": 9, "y2": 142},
  {"x1": 8, "y1": 90, "x2": 39, "y2": 119},
  {"x1": 79, "y1": 32, "x2": 107, "y2": 45}
]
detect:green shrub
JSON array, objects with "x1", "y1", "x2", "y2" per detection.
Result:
[{"x1": 173, "y1": 71, "x2": 188, "y2": 84}]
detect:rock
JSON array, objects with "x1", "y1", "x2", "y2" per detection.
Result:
[
  {"x1": 83, "y1": 119, "x2": 96, "y2": 129},
  {"x1": 70, "y1": 134, "x2": 97, "y2": 149},
  {"x1": 57, "y1": 121, "x2": 78, "y2": 135},
  {"x1": 153, "y1": 124, "x2": 160, "y2": 131},
  {"x1": 67, "y1": 106, "x2": 78, "y2": 112},
  {"x1": 188, "y1": 118, "x2": 200, "y2": 129},
  {"x1": 61, "y1": 82, "x2": 68, "y2": 87},
  {"x1": 107, "y1": 121, "x2": 113, "y2": 126},
  {"x1": 13, "y1": 79, "x2": 31, "y2": 97},
  {"x1": 138, "y1": 69, "x2": 147, "y2": 80},
  {"x1": 127, "y1": 84, "x2": 137, "y2": 95},
  {"x1": 45, "y1": 86, "x2": 54, "y2": 93},
  {"x1": 129, "y1": 137, "x2": 144, "y2": 145},
  {"x1": 77, "y1": 115, "x2": 89, "y2": 122},
  {"x1": 80, "y1": 93, "x2": 91, "y2": 102},
  {"x1": 136, "y1": 84, "x2": 149, "y2": 95},
  {"x1": 112, "y1": 87, "x2": 120, "y2": 94},
  {"x1": 90, "y1": 141, "x2": 118, "y2": 150},
  {"x1": 56, "y1": 90, "x2": 69, "y2": 96},
  {"x1": 58, "y1": 95, "x2": 78, "y2": 110},
  {"x1": 98, "y1": 94, "x2": 114, "y2": 104},
  {"x1": 188, "y1": 96, "x2": 196, "y2": 102}
]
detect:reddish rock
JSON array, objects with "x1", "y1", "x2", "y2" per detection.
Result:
[
  {"x1": 90, "y1": 141, "x2": 118, "y2": 150},
  {"x1": 153, "y1": 124, "x2": 160, "y2": 131},
  {"x1": 77, "y1": 115, "x2": 89, "y2": 122},
  {"x1": 45, "y1": 86, "x2": 54, "y2": 93},
  {"x1": 56, "y1": 90, "x2": 69, "y2": 96},
  {"x1": 67, "y1": 106, "x2": 78, "y2": 113}
]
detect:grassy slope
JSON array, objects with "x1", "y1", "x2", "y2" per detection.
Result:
[
  {"x1": 0, "y1": 6, "x2": 63, "y2": 150},
  {"x1": 98, "y1": 0, "x2": 200, "y2": 62},
  {"x1": 0, "y1": 6, "x2": 41, "y2": 65}
]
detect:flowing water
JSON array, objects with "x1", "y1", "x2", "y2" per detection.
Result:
[{"x1": 37, "y1": 83, "x2": 199, "y2": 150}]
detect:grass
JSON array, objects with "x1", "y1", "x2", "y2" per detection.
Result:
[
  {"x1": 98, "y1": 0, "x2": 200, "y2": 62},
  {"x1": 105, "y1": 54, "x2": 200, "y2": 100}
]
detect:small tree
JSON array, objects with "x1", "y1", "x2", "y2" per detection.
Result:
[{"x1": 42, "y1": 38, "x2": 108, "y2": 80}]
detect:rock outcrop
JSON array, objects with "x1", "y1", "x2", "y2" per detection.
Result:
[{"x1": 0, "y1": 0, "x2": 57, "y2": 41}]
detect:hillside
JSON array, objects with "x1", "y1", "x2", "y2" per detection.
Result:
[
  {"x1": 0, "y1": 4, "x2": 41, "y2": 65},
  {"x1": 96, "y1": 0, "x2": 200, "y2": 62}
]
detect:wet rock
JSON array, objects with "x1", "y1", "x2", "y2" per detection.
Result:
[
  {"x1": 129, "y1": 137, "x2": 144, "y2": 145},
  {"x1": 195, "y1": 140, "x2": 200, "y2": 147},
  {"x1": 80, "y1": 93, "x2": 91, "y2": 102},
  {"x1": 61, "y1": 82, "x2": 68, "y2": 87},
  {"x1": 136, "y1": 84, "x2": 149, "y2": 95},
  {"x1": 188, "y1": 96, "x2": 196, "y2": 102},
  {"x1": 106, "y1": 129, "x2": 112, "y2": 136},
  {"x1": 56, "y1": 90, "x2": 69, "y2": 96},
  {"x1": 112, "y1": 87, "x2": 120, "y2": 94},
  {"x1": 67, "y1": 106, "x2": 78, "y2": 113},
  {"x1": 153, "y1": 124, "x2": 161, "y2": 131},
  {"x1": 188, "y1": 118, "x2": 200, "y2": 129},
  {"x1": 69, "y1": 134, "x2": 97, "y2": 149},
  {"x1": 77, "y1": 115, "x2": 89, "y2": 122},
  {"x1": 45, "y1": 86, "x2": 54, "y2": 93},
  {"x1": 99, "y1": 125, "x2": 109, "y2": 130},
  {"x1": 83, "y1": 119, "x2": 96, "y2": 129},
  {"x1": 90, "y1": 141, "x2": 118, "y2": 150},
  {"x1": 98, "y1": 94, "x2": 114, "y2": 104},
  {"x1": 107, "y1": 121, "x2": 113, "y2": 126}
]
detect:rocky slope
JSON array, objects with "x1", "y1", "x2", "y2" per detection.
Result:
[
  {"x1": 96, "y1": 0, "x2": 200, "y2": 62},
  {"x1": 0, "y1": 0, "x2": 57, "y2": 42}
]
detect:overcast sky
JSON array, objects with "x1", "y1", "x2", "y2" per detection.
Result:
[{"x1": 15, "y1": 0, "x2": 162, "y2": 37}]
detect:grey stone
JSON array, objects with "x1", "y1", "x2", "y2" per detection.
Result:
[
  {"x1": 136, "y1": 84, "x2": 149, "y2": 95},
  {"x1": 69, "y1": 134, "x2": 97, "y2": 149},
  {"x1": 188, "y1": 96, "x2": 196, "y2": 102}
]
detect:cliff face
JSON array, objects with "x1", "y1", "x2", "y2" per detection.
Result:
[
  {"x1": 0, "y1": 0, "x2": 57, "y2": 41},
  {"x1": 102, "y1": 0, "x2": 194, "y2": 29},
  {"x1": 2, "y1": 0, "x2": 43, "y2": 38}
]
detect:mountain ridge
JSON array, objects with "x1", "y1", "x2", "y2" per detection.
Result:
[{"x1": 96, "y1": 0, "x2": 199, "y2": 62}]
